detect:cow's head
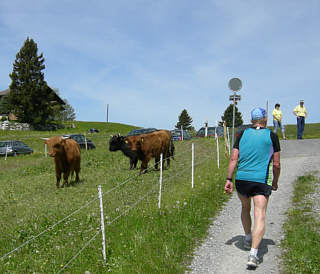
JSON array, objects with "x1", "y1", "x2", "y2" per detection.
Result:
[
  {"x1": 109, "y1": 134, "x2": 124, "y2": 151},
  {"x1": 42, "y1": 136, "x2": 68, "y2": 157},
  {"x1": 125, "y1": 135, "x2": 143, "y2": 152}
]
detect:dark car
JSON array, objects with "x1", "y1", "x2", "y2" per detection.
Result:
[
  {"x1": 235, "y1": 124, "x2": 252, "y2": 138},
  {"x1": 63, "y1": 134, "x2": 96, "y2": 149},
  {"x1": 89, "y1": 128, "x2": 99, "y2": 133},
  {"x1": 196, "y1": 127, "x2": 224, "y2": 138},
  {"x1": 171, "y1": 129, "x2": 192, "y2": 141},
  {"x1": 126, "y1": 128, "x2": 158, "y2": 136},
  {"x1": 0, "y1": 140, "x2": 33, "y2": 156}
]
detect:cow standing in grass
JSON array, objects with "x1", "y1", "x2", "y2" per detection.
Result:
[
  {"x1": 42, "y1": 136, "x2": 81, "y2": 188},
  {"x1": 109, "y1": 134, "x2": 138, "y2": 169},
  {"x1": 125, "y1": 130, "x2": 174, "y2": 175}
]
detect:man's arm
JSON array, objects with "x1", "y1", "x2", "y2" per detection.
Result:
[
  {"x1": 224, "y1": 148, "x2": 239, "y2": 194},
  {"x1": 272, "y1": 151, "x2": 280, "y2": 190},
  {"x1": 293, "y1": 106, "x2": 298, "y2": 116}
]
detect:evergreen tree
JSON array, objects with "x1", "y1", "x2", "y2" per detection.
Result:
[
  {"x1": 0, "y1": 95, "x2": 9, "y2": 114},
  {"x1": 8, "y1": 37, "x2": 55, "y2": 127},
  {"x1": 221, "y1": 104, "x2": 243, "y2": 127},
  {"x1": 175, "y1": 109, "x2": 194, "y2": 130}
]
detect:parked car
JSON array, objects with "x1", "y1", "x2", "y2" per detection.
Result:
[
  {"x1": 126, "y1": 128, "x2": 158, "y2": 136},
  {"x1": 171, "y1": 129, "x2": 192, "y2": 141},
  {"x1": 89, "y1": 128, "x2": 99, "y2": 133},
  {"x1": 235, "y1": 124, "x2": 252, "y2": 138},
  {"x1": 63, "y1": 134, "x2": 96, "y2": 149},
  {"x1": 0, "y1": 140, "x2": 33, "y2": 156},
  {"x1": 196, "y1": 126, "x2": 224, "y2": 138}
]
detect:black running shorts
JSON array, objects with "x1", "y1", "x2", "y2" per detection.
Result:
[{"x1": 235, "y1": 180, "x2": 272, "y2": 197}]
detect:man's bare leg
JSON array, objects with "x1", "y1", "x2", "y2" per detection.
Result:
[
  {"x1": 237, "y1": 192, "x2": 252, "y2": 235},
  {"x1": 252, "y1": 195, "x2": 269, "y2": 249}
]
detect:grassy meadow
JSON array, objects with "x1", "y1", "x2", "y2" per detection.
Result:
[
  {"x1": 0, "y1": 121, "x2": 229, "y2": 273},
  {"x1": 281, "y1": 173, "x2": 320, "y2": 273},
  {"x1": 273, "y1": 122, "x2": 320, "y2": 139}
]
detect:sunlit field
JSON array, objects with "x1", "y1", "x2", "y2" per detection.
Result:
[{"x1": 0, "y1": 121, "x2": 229, "y2": 273}]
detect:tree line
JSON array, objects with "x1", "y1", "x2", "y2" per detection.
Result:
[{"x1": 1, "y1": 37, "x2": 244, "y2": 130}]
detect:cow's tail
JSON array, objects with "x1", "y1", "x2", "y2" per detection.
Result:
[{"x1": 170, "y1": 139, "x2": 175, "y2": 160}]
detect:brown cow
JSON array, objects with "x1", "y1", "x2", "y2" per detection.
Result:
[
  {"x1": 42, "y1": 136, "x2": 81, "y2": 188},
  {"x1": 125, "y1": 130, "x2": 173, "y2": 175}
]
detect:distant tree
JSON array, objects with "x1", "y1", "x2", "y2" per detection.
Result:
[
  {"x1": 8, "y1": 37, "x2": 55, "y2": 127},
  {"x1": 51, "y1": 89, "x2": 76, "y2": 122},
  {"x1": 175, "y1": 109, "x2": 194, "y2": 130},
  {"x1": 60, "y1": 99, "x2": 76, "y2": 121},
  {"x1": 221, "y1": 104, "x2": 243, "y2": 127},
  {"x1": 0, "y1": 95, "x2": 9, "y2": 114}
]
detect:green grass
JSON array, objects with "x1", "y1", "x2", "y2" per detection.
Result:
[
  {"x1": 281, "y1": 173, "x2": 320, "y2": 274},
  {"x1": 0, "y1": 122, "x2": 230, "y2": 273},
  {"x1": 272, "y1": 122, "x2": 320, "y2": 139}
]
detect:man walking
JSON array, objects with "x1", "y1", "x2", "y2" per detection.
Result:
[
  {"x1": 224, "y1": 107, "x2": 281, "y2": 269},
  {"x1": 293, "y1": 100, "x2": 307, "y2": 139},
  {"x1": 272, "y1": 103, "x2": 286, "y2": 139}
]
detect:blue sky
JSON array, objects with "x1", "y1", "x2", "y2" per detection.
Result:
[{"x1": 0, "y1": 0, "x2": 319, "y2": 130}]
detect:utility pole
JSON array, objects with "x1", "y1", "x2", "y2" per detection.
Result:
[{"x1": 106, "y1": 104, "x2": 109, "y2": 128}]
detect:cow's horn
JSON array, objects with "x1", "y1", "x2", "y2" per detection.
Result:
[
  {"x1": 110, "y1": 135, "x2": 113, "y2": 137},
  {"x1": 41, "y1": 138, "x2": 49, "y2": 140},
  {"x1": 62, "y1": 136, "x2": 69, "y2": 139}
]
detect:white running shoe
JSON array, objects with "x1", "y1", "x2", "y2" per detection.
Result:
[{"x1": 247, "y1": 254, "x2": 258, "y2": 268}]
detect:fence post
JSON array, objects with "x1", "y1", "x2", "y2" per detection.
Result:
[
  {"x1": 180, "y1": 126, "x2": 184, "y2": 140},
  {"x1": 98, "y1": 185, "x2": 107, "y2": 264},
  {"x1": 5, "y1": 145, "x2": 8, "y2": 161},
  {"x1": 84, "y1": 133, "x2": 88, "y2": 151},
  {"x1": 158, "y1": 153, "x2": 163, "y2": 209},
  {"x1": 216, "y1": 136, "x2": 220, "y2": 169},
  {"x1": 191, "y1": 143, "x2": 194, "y2": 188},
  {"x1": 227, "y1": 127, "x2": 231, "y2": 155}
]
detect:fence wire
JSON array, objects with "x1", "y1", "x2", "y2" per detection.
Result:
[{"x1": 0, "y1": 139, "x2": 221, "y2": 270}]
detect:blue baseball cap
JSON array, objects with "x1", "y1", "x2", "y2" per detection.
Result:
[{"x1": 251, "y1": 107, "x2": 266, "y2": 120}]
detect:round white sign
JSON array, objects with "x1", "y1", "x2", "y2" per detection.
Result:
[{"x1": 228, "y1": 78, "x2": 242, "y2": 92}]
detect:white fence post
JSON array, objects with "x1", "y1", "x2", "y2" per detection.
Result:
[
  {"x1": 227, "y1": 127, "x2": 231, "y2": 155},
  {"x1": 216, "y1": 136, "x2": 220, "y2": 169},
  {"x1": 98, "y1": 185, "x2": 107, "y2": 264},
  {"x1": 5, "y1": 145, "x2": 8, "y2": 161},
  {"x1": 191, "y1": 143, "x2": 194, "y2": 188},
  {"x1": 84, "y1": 133, "x2": 88, "y2": 151},
  {"x1": 158, "y1": 153, "x2": 163, "y2": 209},
  {"x1": 180, "y1": 126, "x2": 184, "y2": 140}
]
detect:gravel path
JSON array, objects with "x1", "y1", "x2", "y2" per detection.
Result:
[{"x1": 187, "y1": 139, "x2": 320, "y2": 274}]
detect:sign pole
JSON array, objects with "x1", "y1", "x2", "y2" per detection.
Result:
[
  {"x1": 228, "y1": 78, "x2": 242, "y2": 145},
  {"x1": 232, "y1": 91, "x2": 236, "y2": 146}
]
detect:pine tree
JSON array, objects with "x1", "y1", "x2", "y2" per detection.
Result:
[
  {"x1": 221, "y1": 104, "x2": 243, "y2": 127},
  {"x1": 0, "y1": 96, "x2": 9, "y2": 114},
  {"x1": 8, "y1": 37, "x2": 55, "y2": 127},
  {"x1": 175, "y1": 109, "x2": 193, "y2": 130}
]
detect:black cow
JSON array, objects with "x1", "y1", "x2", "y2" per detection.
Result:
[{"x1": 109, "y1": 134, "x2": 138, "y2": 169}]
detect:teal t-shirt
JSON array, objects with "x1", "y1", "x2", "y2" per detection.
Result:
[{"x1": 234, "y1": 127, "x2": 280, "y2": 185}]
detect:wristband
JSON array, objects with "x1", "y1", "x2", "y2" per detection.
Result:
[{"x1": 226, "y1": 177, "x2": 233, "y2": 181}]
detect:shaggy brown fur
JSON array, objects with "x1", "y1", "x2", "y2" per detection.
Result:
[{"x1": 44, "y1": 136, "x2": 81, "y2": 188}]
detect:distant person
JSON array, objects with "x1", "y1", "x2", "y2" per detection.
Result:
[
  {"x1": 293, "y1": 100, "x2": 307, "y2": 139},
  {"x1": 224, "y1": 107, "x2": 281, "y2": 269},
  {"x1": 272, "y1": 103, "x2": 286, "y2": 139}
]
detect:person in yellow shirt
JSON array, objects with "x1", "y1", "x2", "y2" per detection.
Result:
[
  {"x1": 272, "y1": 103, "x2": 286, "y2": 139},
  {"x1": 293, "y1": 100, "x2": 307, "y2": 139}
]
